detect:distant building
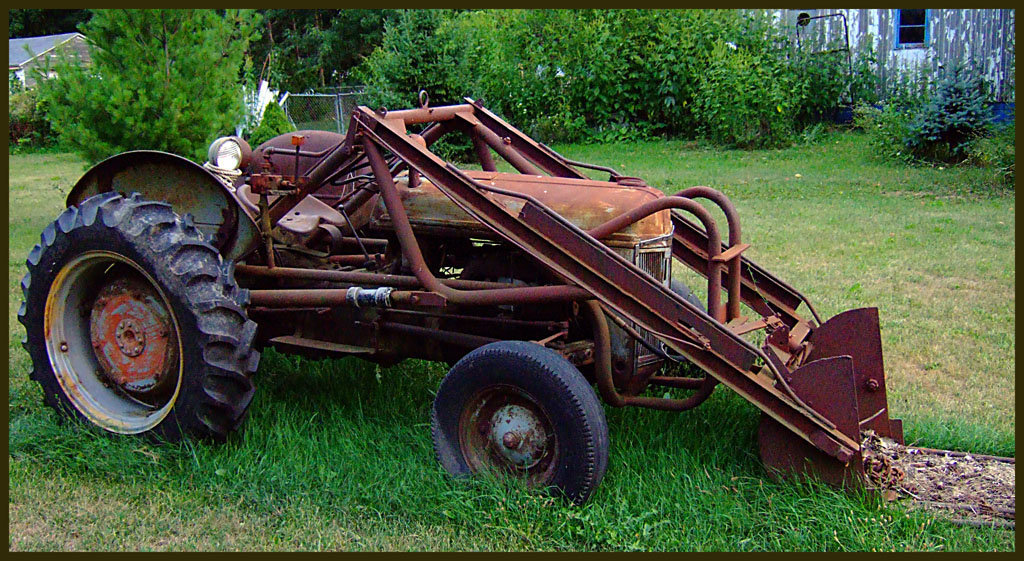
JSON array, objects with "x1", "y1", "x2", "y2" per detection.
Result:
[
  {"x1": 9, "y1": 32, "x2": 90, "y2": 88},
  {"x1": 773, "y1": 9, "x2": 1015, "y2": 102}
]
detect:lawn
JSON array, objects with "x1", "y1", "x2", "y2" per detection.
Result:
[{"x1": 7, "y1": 133, "x2": 1015, "y2": 551}]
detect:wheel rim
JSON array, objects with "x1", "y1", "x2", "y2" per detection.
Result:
[
  {"x1": 44, "y1": 250, "x2": 183, "y2": 433},
  {"x1": 458, "y1": 384, "x2": 559, "y2": 486}
]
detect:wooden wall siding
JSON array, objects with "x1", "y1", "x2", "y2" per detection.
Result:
[
  {"x1": 19, "y1": 36, "x2": 92, "y2": 88},
  {"x1": 774, "y1": 9, "x2": 1015, "y2": 101}
]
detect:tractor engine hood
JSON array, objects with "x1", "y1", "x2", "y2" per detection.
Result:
[{"x1": 368, "y1": 170, "x2": 673, "y2": 247}]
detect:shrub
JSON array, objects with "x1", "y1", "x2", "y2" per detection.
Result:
[
  {"x1": 8, "y1": 88, "x2": 58, "y2": 152},
  {"x1": 40, "y1": 9, "x2": 258, "y2": 164},
  {"x1": 693, "y1": 40, "x2": 793, "y2": 149},
  {"x1": 966, "y1": 123, "x2": 1015, "y2": 185},
  {"x1": 247, "y1": 101, "x2": 295, "y2": 147},
  {"x1": 904, "y1": 65, "x2": 991, "y2": 163},
  {"x1": 354, "y1": 9, "x2": 462, "y2": 111},
  {"x1": 853, "y1": 101, "x2": 916, "y2": 162},
  {"x1": 856, "y1": 65, "x2": 994, "y2": 165},
  {"x1": 352, "y1": 9, "x2": 876, "y2": 150},
  {"x1": 789, "y1": 42, "x2": 851, "y2": 129}
]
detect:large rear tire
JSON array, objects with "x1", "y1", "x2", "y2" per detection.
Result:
[
  {"x1": 431, "y1": 341, "x2": 609, "y2": 504},
  {"x1": 18, "y1": 192, "x2": 259, "y2": 441}
]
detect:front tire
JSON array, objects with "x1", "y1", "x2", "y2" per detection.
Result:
[
  {"x1": 431, "y1": 341, "x2": 609, "y2": 504},
  {"x1": 19, "y1": 192, "x2": 259, "y2": 441}
]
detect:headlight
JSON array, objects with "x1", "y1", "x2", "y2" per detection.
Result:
[{"x1": 207, "y1": 136, "x2": 252, "y2": 170}]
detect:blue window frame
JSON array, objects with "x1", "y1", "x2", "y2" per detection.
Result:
[{"x1": 895, "y1": 9, "x2": 929, "y2": 49}]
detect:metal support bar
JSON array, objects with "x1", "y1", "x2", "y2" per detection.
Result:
[
  {"x1": 586, "y1": 195, "x2": 727, "y2": 323},
  {"x1": 363, "y1": 138, "x2": 593, "y2": 306},
  {"x1": 585, "y1": 301, "x2": 718, "y2": 411}
]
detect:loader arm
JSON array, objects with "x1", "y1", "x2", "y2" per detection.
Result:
[{"x1": 350, "y1": 106, "x2": 863, "y2": 465}]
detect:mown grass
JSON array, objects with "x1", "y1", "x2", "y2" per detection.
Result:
[{"x1": 7, "y1": 133, "x2": 1015, "y2": 551}]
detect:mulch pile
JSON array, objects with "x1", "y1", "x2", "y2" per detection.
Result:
[{"x1": 861, "y1": 430, "x2": 1015, "y2": 529}]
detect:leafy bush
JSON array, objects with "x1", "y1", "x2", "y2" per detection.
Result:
[
  {"x1": 966, "y1": 123, "x2": 1015, "y2": 185},
  {"x1": 353, "y1": 9, "x2": 879, "y2": 150},
  {"x1": 790, "y1": 42, "x2": 850, "y2": 129},
  {"x1": 856, "y1": 65, "x2": 995, "y2": 165},
  {"x1": 693, "y1": 40, "x2": 793, "y2": 149},
  {"x1": 904, "y1": 66, "x2": 991, "y2": 163},
  {"x1": 40, "y1": 9, "x2": 258, "y2": 164},
  {"x1": 8, "y1": 88, "x2": 58, "y2": 152},
  {"x1": 247, "y1": 101, "x2": 295, "y2": 147},
  {"x1": 355, "y1": 9, "x2": 461, "y2": 111},
  {"x1": 853, "y1": 101, "x2": 916, "y2": 162}
]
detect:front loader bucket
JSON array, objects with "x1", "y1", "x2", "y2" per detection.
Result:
[{"x1": 758, "y1": 308, "x2": 904, "y2": 486}]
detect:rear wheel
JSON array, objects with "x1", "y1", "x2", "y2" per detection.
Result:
[
  {"x1": 431, "y1": 341, "x2": 609, "y2": 504},
  {"x1": 19, "y1": 192, "x2": 259, "y2": 441}
]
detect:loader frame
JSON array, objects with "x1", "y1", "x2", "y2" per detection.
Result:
[{"x1": 236, "y1": 98, "x2": 904, "y2": 484}]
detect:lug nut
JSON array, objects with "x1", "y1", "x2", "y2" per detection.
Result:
[{"x1": 60, "y1": 342, "x2": 68, "y2": 352}]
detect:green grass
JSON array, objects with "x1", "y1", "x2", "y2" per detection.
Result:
[{"x1": 7, "y1": 133, "x2": 1015, "y2": 551}]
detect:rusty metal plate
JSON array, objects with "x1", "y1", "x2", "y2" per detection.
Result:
[
  {"x1": 370, "y1": 171, "x2": 672, "y2": 247},
  {"x1": 805, "y1": 307, "x2": 904, "y2": 443},
  {"x1": 759, "y1": 355, "x2": 865, "y2": 487},
  {"x1": 89, "y1": 275, "x2": 179, "y2": 398}
]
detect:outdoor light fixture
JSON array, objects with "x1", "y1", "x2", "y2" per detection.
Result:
[{"x1": 207, "y1": 136, "x2": 252, "y2": 171}]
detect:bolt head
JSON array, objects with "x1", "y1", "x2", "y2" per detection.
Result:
[{"x1": 502, "y1": 431, "x2": 522, "y2": 450}]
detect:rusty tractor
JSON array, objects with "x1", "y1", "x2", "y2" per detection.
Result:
[{"x1": 21, "y1": 96, "x2": 908, "y2": 504}]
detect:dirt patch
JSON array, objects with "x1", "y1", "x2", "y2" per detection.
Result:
[{"x1": 861, "y1": 431, "x2": 1015, "y2": 529}]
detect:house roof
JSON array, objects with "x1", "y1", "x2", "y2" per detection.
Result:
[{"x1": 9, "y1": 32, "x2": 83, "y2": 68}]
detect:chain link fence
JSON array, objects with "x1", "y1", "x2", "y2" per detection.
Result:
[{"x1": 280, "y1": 87, "x2": 365, "y2": 134}]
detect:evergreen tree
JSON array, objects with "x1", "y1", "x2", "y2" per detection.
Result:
[{"x1": 40, "y1": 9, "x2": 259, "y2": 164}]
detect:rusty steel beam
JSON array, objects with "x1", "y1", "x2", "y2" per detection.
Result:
[
  {"x1": 377, "y1": 104, "x2": 475, "y2": 125},
  {"x1": 362, "y1": 137, "x2": 592, "y2": 306},
  {"x1": 471, "y1": 131, "x2": 498, "y2": 172},
  {"x1": 235, "y1": 263, "x2": 577, "y2": 293},
  {"x1": 249, "y1": 287, "x2": 445, "y2": 308},
  {"x1": 586, "y1": 195, "x2": 726, "y2": 323},
  {"x1": 584, "y1": 301, "x2": 718, "y2": 411},
  {"x1": 383, "y1": 308, "x2": 568, "y2": 332},
  {"x1": 465, "y1": 98, "x2": 588, "y2": 179},
  {"x1": 671, "y1": 213, "x2": 822, "y2": 326},
  {"x1": 674, "y1": 186, "x2": 744, "y2": 322},
  {"x1": 454, "y1": 113, "x2": 544, "y2": 176},
  {"x1": 378, "y1": 320, "x2": 499, "y2": 349}
]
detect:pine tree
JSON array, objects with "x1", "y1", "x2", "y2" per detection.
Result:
[{"x1": 40, "y1": 9, "x2": 259, "y2": 164}]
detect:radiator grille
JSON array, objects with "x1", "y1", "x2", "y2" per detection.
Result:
[{"x1": 633, "y1": 238, "x2": 672, "y2": 366}]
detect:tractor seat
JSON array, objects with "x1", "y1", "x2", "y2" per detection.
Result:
[{"x1": 235, "y1": 183, "x2": 349, "y2": 236}]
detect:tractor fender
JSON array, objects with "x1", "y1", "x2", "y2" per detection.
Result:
[{"x1": 66, "y1": 150, "x2": 260, "y2": 261}]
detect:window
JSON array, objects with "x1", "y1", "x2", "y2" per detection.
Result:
[{"x1": 896, "y1": 9, "x2": 928, "y2": 48}]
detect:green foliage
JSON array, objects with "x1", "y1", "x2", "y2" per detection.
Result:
[
  {"x1": 693, "y1": 39, "x2": 793, "y2": 149},
  {"x1": 965, "y1": 123, "x2": 1015, "y2": 185},
  {"x1": 246, "y1": 101, "x2": 295, "y2": 148},
  {"x1": 905, "y1": 66, "x2": 991, "y2": 163},
  {"x1": 39, "y1": 9, "x2": 259, "y2": 164},
  {"x1": 355, "y1": 9, "x2": 463, "y2": 110},
  {"x1": 853, "y1": 102, "x2": 915, "y2": 161},
  {"x1": 9, "y1": 88, "x2": 59, "y2": 153},
  {"x1": 355, "y1": 9, "x2": 874, "y2": 149},
  {"x1": 8, "y1": 9, "x2": 92, "y2": 38},
  {"x1": 856, "y1": 65, "x2": 997, "y2": 167},
  {"x1": 249, "y1": 9, "x2": 393, "y2": 92},
  {"x1": 848, "y1": 36, "x2": 882, "y2": 106},
  {"x1": 10, "y1": 71, "x2": 26, "y2": 95}
]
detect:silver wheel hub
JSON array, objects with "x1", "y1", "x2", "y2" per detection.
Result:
[{"x1": 488, "y1": 404, "x2": 549, "y2": 469}]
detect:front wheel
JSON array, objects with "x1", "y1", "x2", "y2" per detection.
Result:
[
  {"x1": 431, "y1": 341, "x2": 609, "y2": 504},
  {"x1": 19, "y1": 192, "x2": 259, "y2": 441}
]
